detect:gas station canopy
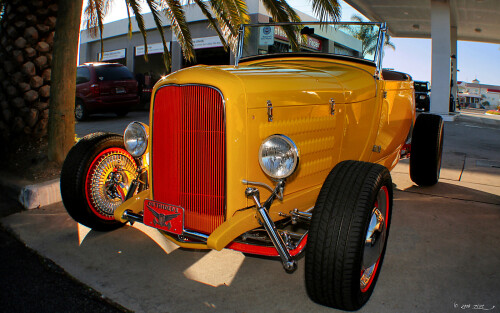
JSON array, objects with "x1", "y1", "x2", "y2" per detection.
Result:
[{"x1": 344, "y1": 0, "x2": 500, "y2": 44}]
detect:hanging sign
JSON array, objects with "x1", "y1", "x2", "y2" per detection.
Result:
[
  {"x1": 135, "y1": 43, "x2": 168, "y2": 56},
  {"x1": 259, "y1": 26, "x2": 274, "y2": 45},
  {"x1": 193, "y1": 36, "x2": 223, "y2": 49},
  {"x1": 99, "y1": 49, "x2": 126, "y2": 61}
]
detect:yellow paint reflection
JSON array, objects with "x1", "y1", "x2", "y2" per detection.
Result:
[{"x1": 183, "y1": 249, "x2": 245, "y2": 287}]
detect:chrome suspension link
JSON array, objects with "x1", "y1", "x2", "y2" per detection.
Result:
[{"x1": 245, "y1": 183, "x2": 297, "y2": 273}]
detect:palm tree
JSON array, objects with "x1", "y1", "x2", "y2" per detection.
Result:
[
  {"x1": 342, "y1": 15, "x2": 395, "y2": 58},
  {"x1": 83, "y1": 0, "x2": 342, "y2": 71},
  {"x1": 0, "y1": 0, "x2": 341, "y2": 166}
]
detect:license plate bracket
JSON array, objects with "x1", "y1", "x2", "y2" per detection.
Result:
[{"x1": 143, "y1": 199, "x2": 184, "y2": 235}]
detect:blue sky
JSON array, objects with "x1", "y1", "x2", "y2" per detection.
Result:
[{"x1": 97, "y1": 0, "x2": 500, "y2": 86}]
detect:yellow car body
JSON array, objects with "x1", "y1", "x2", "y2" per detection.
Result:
[
  {"x1": 114, "y1": 56, "x2": 415, "y2": 251},
  {"x1": 62, "y1": 22, "x2": 446, "y2": 311}
]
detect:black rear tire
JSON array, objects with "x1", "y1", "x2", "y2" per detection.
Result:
[
  {"x1": 60, "y1": 132, "x2": 137, "y2": 231},
  {"x1": 305, "y1": 160, "x2": 393, "y2": 311},
  {"x1": 410, "y1": 114, "x2": 444, "y2": 186}
]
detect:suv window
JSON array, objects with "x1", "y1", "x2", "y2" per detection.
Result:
[
  {"x1": 76, "y1": 67, "x2": 91, "y2": 84},
  {"x1": 94, "y1": 66, "x2": 134, "y2": 81}
]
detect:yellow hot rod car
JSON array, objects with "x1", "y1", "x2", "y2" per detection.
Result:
[{"x1": 61, "y1": 22, "x2": 444, "y2": 311}]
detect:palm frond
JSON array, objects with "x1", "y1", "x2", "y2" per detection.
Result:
[
  {"x1": 229, "y1": 0, "x2": 250, "y2": 25},
  {"x1": 341, "y1": 14, "x2": 396, "y2": 57},
  {"x1": 261, "y1": 0, "x2": 301, "y2": 51},
  {"x1": 280, "y1": 0, "x2": 301, "y2": 23},
  {"x1": 350, "y1": 14, "x2": 364, "y2": 23},
  {"x1": 208, "y1": 0, "x2": 237, "y2": 39},
  {"x1": 125, "y1": 0, "x2": 149, "y2": 59},
  {"x1": 311, "y1": 0, "x2": 341, "y2": 22},
  {"x1": 192, "y1": 0, "x2": 230, "y2": 51},
  {"x1": 384, "y1": 36, "x2": 396, "y2": 51},
  {"x1": 126, "y1": 1, "x2": 133, "y2": 38},
  {"x1": 162, "y1": 0, "x2": 195, "y2": 62},
  {"x1": 84, "y1": 0, "x2": 112, "y2": 61},
  {"x1": 207, "y1": 0, "x2": 248, "y2": 53},
  {"x1": 144, "y1": 0, "x2": 172, "y2": 71}
]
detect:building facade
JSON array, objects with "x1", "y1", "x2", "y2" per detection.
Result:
[
  {"x1": 457, "y1": 80, "x2": 500, "y2": 109},
  {"x1": 79, "y1": 0, "x2": 361, "y2": 89}
]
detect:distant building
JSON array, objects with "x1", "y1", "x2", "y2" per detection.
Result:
[
  {"x1": 457, "y1": 80, "x2": 500, "y2": 109},
  {"x1": 79, "y1": 0, "x2": 362, "y2": 89}
]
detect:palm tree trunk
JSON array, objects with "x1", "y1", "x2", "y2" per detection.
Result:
[{"x1": 47, "y1": 0, "x2": 83, "y2": 164}]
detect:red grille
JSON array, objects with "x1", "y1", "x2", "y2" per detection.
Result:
[{"x1": 152, "y1": 85, "x2": 225, "y2": 234}]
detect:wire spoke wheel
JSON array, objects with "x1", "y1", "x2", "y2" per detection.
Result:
[
  {"x1": 85, "y1": 148, "x2": 137, "y2": 220},
  {"x1": 61, "y1": 133, "x2": 137, "y2": 231}
]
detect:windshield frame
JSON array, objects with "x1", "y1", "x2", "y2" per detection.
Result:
[{"x1": 235, "y1": 21, "x2": 387, "y2": 76}]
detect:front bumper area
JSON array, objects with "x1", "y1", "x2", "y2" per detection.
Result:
[{"x1": 114, "y1": 189, "x2": 262, "y2": 251}]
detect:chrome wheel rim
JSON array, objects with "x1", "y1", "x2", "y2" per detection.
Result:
[
  {"x1": 75, "y1": 104, "x2": 84, "y2": 120},
  {"x1": 360, "y1": 185, "x2": 389, "y2": 292},
  {"x1": 85, "y1": 148, "x2": 136, "y2": 220}
]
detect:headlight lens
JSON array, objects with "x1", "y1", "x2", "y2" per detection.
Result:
[
  {"x1": 124, "y1": 122, "x2": 148, "y2": 157},
  {"x1": 258, "y1": 135, "x2": 299, "y2": 179}
]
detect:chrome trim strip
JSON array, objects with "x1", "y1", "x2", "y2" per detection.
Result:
[
  {"x1": 182, "y1": 230, "x2": 209, "y2": 242},
  {"x1": 235, "y1": 25, "x2": 245, "y2": 67},
  {"x1": 235, "y1": 21, "x2": 385, "y2": 66},
  {"x1": 122, "y1": 210, "x2": 209, "y2": 243},
  {"x1": 374, "y1": 23, "x2": 387, "y2": 78},
  {"x1": 239, "y1": 21, "x2": 384, "y2": 27},
  {"x1": 122, "y1": 210, "x2": 143, "y2": 223}
]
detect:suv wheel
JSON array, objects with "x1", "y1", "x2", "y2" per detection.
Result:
[{"x1": 75, "y1": 100, "x2": 88, "y2": 121}]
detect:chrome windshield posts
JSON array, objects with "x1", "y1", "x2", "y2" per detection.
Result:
[{"x1": 245, "y1": 181, "x2": 297, "y2": 273}]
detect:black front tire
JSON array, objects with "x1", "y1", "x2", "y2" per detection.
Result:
[
  {"x1": 410, "y1": 114, "x2": 444, "y2": 186},
  {"x1": 305, "y1": 160, "x2": 393, "y2": 311},
  {"x1": 60, "y1": 133, "x2": 137, "y2": 231}
]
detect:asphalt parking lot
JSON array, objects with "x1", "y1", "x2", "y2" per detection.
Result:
[{"x1": 1, "y1": 112, "x2": 499, "y2": 313}]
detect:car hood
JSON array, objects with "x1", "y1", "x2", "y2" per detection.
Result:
[
  {"x1": 159, "y1": 58, "x2": 377, "y2": 108},
  {"x1": 226, "y1": 59, "x2": 377, "y2": 106}
]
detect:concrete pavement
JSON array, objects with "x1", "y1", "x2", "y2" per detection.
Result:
[{"x1": 1, "y1": 113, "x2": 499, "y2": 312}]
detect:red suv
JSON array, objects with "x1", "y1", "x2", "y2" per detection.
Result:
[{"x1": 75, "y1": 63, "x2": 139, "y2": 121}]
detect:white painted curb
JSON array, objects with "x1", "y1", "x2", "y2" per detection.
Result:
[{"x1": 18, "y1": 178, "x2": 62, "y2": 210}]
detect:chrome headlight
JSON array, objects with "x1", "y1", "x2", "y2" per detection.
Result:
[
  {"x1": 124, "y1": 122, "x2": 148, "y2": 157},
  {"x1": 258, "y1": 134, "x2": 299, "y2": 179}
]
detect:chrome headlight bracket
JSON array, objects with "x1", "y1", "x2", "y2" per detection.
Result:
[{"x1": 243, "y1": 134, "x2": 301, "y2": 273}]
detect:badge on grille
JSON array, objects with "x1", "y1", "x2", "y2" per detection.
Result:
[{"x1": 143, "y1": 199, "x2": 184, "y2": 235}]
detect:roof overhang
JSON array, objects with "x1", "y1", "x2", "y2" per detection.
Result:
[{"x1": 344, "y1": 0, "x2": 500, "y2": 44}]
